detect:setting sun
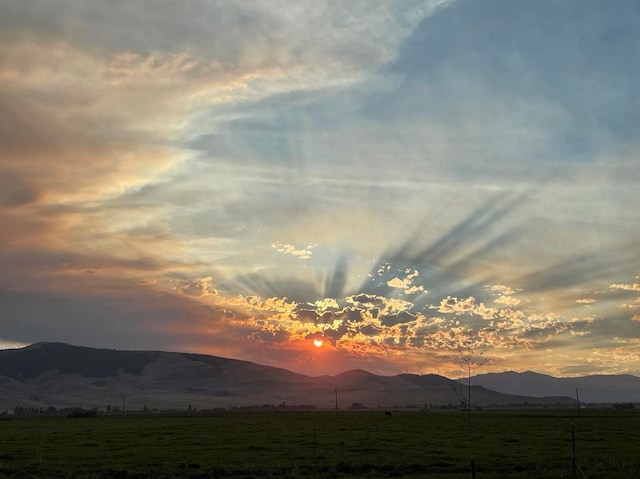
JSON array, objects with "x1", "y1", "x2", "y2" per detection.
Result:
[{"x1": 313, "y1": 338, "x2": 324, "y2": 348}]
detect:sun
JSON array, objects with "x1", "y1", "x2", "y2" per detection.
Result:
[{"x1": 313, "y1": 338, "x2": 324, "y2": 348}]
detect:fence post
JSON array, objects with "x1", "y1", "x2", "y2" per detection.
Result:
[{"x1": 572, "y1": 424, "x2": 577, "y2": 478}]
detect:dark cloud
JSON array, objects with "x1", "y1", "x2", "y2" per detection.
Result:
[
  {"x1": 322, "y1": 322, "x2": 349, "y2": 345},
  {"x1": 249, "y1": 329, "x2": 291, "y2": 343},
  {"x1": 379, "y1": 311, "x2": 415, "y2": 327},
  {"x1": 348, "y1": 293, "x2": 387, "y2": 308},
  {"x1": 354, "y1": 323, "x2": 382, "y2": 337},
  {"x1": 296, "y1": 309, "x2": 320, "y2": 324},
  {"x1": 296, "y1": 307, "x2": 358, "y2": 326},
  {"x1": 342, "y1": 307, "x2": 366, "y2": 323}
]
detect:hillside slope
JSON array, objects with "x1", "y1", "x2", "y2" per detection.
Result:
[{"x1": 0, "y1": 343, "x2": 577, "y2": 410}]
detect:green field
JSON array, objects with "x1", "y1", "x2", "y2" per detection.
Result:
[{"x1": 1, "y1": 409, "x2": 639, "y2": 478}]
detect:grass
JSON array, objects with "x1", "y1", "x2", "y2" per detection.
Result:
[{"x1": 0, "y1": 409, "x2": 639, "y2": 478}]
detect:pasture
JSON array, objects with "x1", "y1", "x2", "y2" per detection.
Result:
[{"x1": 0, "y1": 409, "x2": 639, "y2": 478}]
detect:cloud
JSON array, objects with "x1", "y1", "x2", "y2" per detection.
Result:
[
  {"x1": 347, "y1": 294, "x2": 413, "y2": 316},
  {"x1": 489, "y1": 284, "x2": 518, "y2": 296},
  {"x1": 309, "y1": 298, "x2": 340, "y2": 312},
  {"x1": 495, "y1": 295, "x2": 521, "y2": 307},
  {"x1": 1, "y1": 0, "x2": 640, "y2": 377},
  {"x1": 175, "y1": 277, "x2": 219, "y2": 298},
  {"x1": 620, "y1": 303, "x2": 639, "y2": 309},
  {"x1": 576, "y1": 298, "x2": 596, "y2": 304},
  {"x1": 271, "y1": 242, "x2": 317, "y2": 260},
  {"x1": 611, "y1": 283, "x2": 640, "y2": 292},
  {"x1": 387, "y1": 277, "x2": 409, "y2": 289},
  {"x1": 386, "y1": 269, "x2": 426, "y2": 294},
  {"x1": 437, "y1": 296, "x2": 478, "y2": 315}
]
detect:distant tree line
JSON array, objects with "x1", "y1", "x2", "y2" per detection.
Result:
[
  {"x1": 612, "y1": 402, "x2": 635, "y2": 410},
  {"x1": 4, "y1": 406, "x2": 97, "y2": 417}
]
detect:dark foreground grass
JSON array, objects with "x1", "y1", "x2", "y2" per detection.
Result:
[{"x1": 0, "y1": 409, "x2": 639, "y2": 478}]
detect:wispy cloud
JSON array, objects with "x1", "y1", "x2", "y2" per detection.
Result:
[
  {"x1": 576, "y1": 298, "x2": 596, "y2": 304},
  {"x1": 271, "y1": 242, "x2": 317, "y2": 260},
  {"x1": 1, "y1": 0, "x2": 640, "y2": 377},
  {"x1": 611, "y1": 283, "x2": 640, "y2": 292}
]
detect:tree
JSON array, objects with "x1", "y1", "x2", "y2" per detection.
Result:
[
  {"x1": 458, "y1": 340, "x2": 488, "y2": 414},
  {"x1": 457, "y1": 339, "x2": 488, "y2": 479}
]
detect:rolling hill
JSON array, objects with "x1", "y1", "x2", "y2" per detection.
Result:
[{"x1": 0, "y1": 342, "x2": 603, "y2": 410}]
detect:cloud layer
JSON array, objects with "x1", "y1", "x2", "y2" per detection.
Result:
[{"x1": 2, "y1": 0, "x2": 640, "y2": 377}]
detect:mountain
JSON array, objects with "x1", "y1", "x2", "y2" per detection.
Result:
[
  {"x1": 0, "y1": 343, "x2": 577, "y2": 410},
  {"x1": 469, "y1": 371, "x2": 640, "y2": 404}
]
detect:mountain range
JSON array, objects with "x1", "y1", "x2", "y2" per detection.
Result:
[
  {"x1": 470, "y1": 370, "x2": 640, "y2": 404},
  {"x1": 0, "y1": 343, "x2": 636, "y2": 410}
]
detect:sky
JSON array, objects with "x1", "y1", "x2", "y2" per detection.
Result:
[{"x1": 1, "y1": 0, "x2": 640, "y2": 378}]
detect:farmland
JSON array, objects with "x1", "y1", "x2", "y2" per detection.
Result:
[{"x1": 0, "y1": 409, "x2": 639, "y2": 478}]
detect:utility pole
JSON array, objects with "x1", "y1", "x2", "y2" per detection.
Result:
[
  {"x1": 122, "y1": 394, "x2": 125, "y2": 415},
  {"x1": 334, "y1": 387, "x2": 338, "y2": 415}
]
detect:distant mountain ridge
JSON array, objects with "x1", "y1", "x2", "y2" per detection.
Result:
[
  {"x1": 0, "y1": 342, "x2": 632, "y2": 410},
  {"x1": 469, "y1": 370, "x2": 640, "y2": 404}
]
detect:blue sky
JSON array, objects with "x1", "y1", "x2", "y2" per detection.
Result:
[{"x1": 1, "y1": 0, "x2": 639, "y2": 377}]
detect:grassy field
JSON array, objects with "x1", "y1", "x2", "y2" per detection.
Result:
[{"x1": 0, "y1": 409, "x2": 639, "y2": 478}]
